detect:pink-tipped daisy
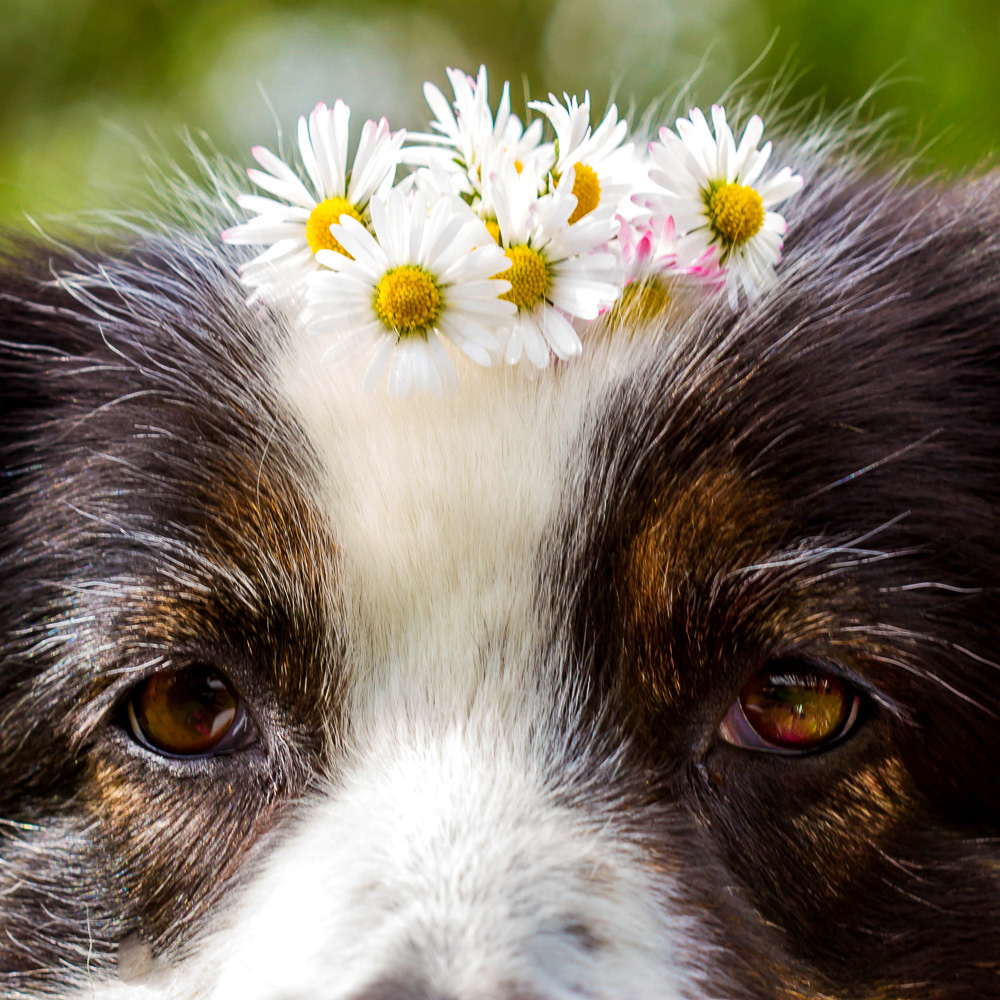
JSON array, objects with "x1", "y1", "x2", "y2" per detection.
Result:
[{"x1": 612, "y1": 214, "x2": 722, "y2": 322}]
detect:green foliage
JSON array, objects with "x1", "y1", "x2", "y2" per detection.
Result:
[{"x1": 0, "y1": 0, "x2": 995, "y2": 225}]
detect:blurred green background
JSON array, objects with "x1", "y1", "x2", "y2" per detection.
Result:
[{"x1": 0, "y1": 0, "x2": 997, "y2": 226}]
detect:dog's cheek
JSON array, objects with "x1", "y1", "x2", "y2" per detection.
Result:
[
  {"x1": 81, "y1": 752, "x2": 289, "y2": 949},
  {"x1": 695, "y1": 740, "x2": 991, "y2": 990}
]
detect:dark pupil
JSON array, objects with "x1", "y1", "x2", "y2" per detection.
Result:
[
  {"x1": 136, "y1": 668, "x2": 237, "y2": 756},
  {"x1": 740, "y1": 671, "x2": 849, "y2": 750}
]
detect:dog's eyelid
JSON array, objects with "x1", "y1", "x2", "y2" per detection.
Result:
[
  {"x1": 80, "y1": 655, "x2": 195, "y2": 721},
  {"x1": 65, "y1": 654, "x2": 175, "y2": 746},
  {"x1": 794, "y1": 664, "x2": 906, "y2": 722},
  {"x1": 865, "y1": 688, "x2": 911, "y2": 722},
  {"x1": 733, "y1": 651, "x2": 898, "y2": 716},
  {"x1": 99, "y1": 643, "x2": 250, "y2": 703}
]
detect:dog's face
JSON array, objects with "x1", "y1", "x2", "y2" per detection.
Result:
[{"x1": 1, "y1": 140, "x2": 999, "y2": 1000}]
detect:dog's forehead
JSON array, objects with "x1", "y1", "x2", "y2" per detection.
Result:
[{"x1": 279, "y1": 330, "x2": 623, "y2": 670}]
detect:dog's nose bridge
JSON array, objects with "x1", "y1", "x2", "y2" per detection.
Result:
[
  {"x1": 342, "y1": 977, "x2": 550, "y2": 1000},
  {"x1": 342, "y1": 978, "x2": 449, "y2": 1000},
  {"x1": 195, "y1": 728, "x2": 697, "y2": 1000}
]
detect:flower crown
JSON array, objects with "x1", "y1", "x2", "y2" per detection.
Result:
[{"x1": 222, "y1": 65, "x2": 804, "y2": 396}]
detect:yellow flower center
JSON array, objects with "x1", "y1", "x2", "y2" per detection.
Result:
[
  {"x1": 561, "y1": 163, "x2": 602, "y2": 224},
  {"x1": 705, "y1": 182, "x2": 765, "y2": 247},
  {"x1": 373, "y1": 265, "x2": 442, "y2": 337},
  {"x1": 615, "y1": 279, "x2": 672, "y2": 323},
  {"x1": 500, "y1": 245, "x2": 549, "y2": 310},
  {"x1": 305, "y1": 197, "x2": 365, "y2": 256},
  {"x1": 484, "y1": 219, "x2": 502, "y2": 245}
]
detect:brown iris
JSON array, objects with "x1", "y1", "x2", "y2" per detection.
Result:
[
  {"x1": 740, "y1": 670, "x2": 852, "y2": 751},
  {"x1": 127, "y1": 666, "x2": 239, "y2": 757}
]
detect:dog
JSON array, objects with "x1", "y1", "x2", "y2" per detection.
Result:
[{"x1": 0, "y1": 96, "x2": 998, "y2": 1000}]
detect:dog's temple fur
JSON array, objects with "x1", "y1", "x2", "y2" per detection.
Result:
[{"x1": 1, "y1": 132, "x2": 999, "y2": 999}]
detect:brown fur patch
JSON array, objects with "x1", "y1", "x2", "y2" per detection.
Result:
[{"x1": 619, "y1": 468, "x2": 782, "y2": 725}]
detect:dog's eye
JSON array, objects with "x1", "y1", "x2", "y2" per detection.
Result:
[
  {"x1": 126, "y1": 665, "x2": 250, "y2": 758},
  {"x1": 718, "y1": 661, "x2": 862, "y2": 754}
]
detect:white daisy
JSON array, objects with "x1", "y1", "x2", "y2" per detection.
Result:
[
  {"x1": 304, "y1": 188, "x2": 515, "y2": 397},
  {"x1": 402, "y1": 65, "x2": 552, "y2": 215},
  {"x1": 528, "y1": 92, "x2": 633, "y2": 224},
  {"x1": 221, "y1": 100, "x2": 405, "y2": 300},
  {"x1": 613, "y1": 143, "x2": 659, "y2": 223},
  {"x1": 485, "y1": 156, "x2": 619, "y2": 368},
  {"x1": 648, "y1": 105, "x2": 803, "y2": 309}
]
